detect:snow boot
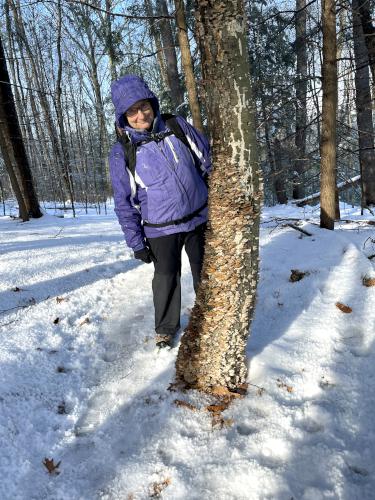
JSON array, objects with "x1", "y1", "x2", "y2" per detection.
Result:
[{"x1": 155, "y1": 333, "x2": 173, "y2": 349}]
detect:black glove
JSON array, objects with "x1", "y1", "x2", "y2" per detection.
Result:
[{"x1": 134, "y1": 247, "x2": 152, "y2": 264}]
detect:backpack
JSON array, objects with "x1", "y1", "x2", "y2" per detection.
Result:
[{"x1": 116, "y1": 113, "x2": 204, "y2": 181}]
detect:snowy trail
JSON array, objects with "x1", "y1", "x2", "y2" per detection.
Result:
[{"x1": 0, "y1": 204, "x2": 375, "y2": 499}]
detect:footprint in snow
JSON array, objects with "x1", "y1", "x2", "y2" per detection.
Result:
[
  {"x1": 295, "y1": 404, "x2": 330, "y2": 434},
  {"x1": 338, "y1": 326, "x2": 371, "y2": 357},
  {"x1": 236, "y1": 423, "x2": 258, "y2": 436},
  {"x1": 74, "y1": 390, "x2": 115, "y2": 436},
  {"x1": 298, "y1": 416, "x2": 324, "y2": 433}
]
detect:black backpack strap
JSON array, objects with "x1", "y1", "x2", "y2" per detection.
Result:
[
  {"x1": 116, "y1": 116, "x2": 207, "y2": 186},
  {"x1": 163, "y1": 114, "x2": 208, "y2": 186},
  {"x1": 162, "y1": 113, "x2": 187, "y2": 146},
  {"x1": 118, "y1": 132, "x2": 137, "y2": 178}
]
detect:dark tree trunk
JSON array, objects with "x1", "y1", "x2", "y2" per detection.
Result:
[
  {"x1": 293, "y1": 0, "x2": 308, "y2": 199},
  {"x1": 273, "y1": 139, "x2": 288, "y2": 204},
  {"x1": 353, "y1": 0, "x2": 375, "y2": 206},
  {"x1": 157, "y1": 0, "x2": 185, "y2": 111},
  {"x1": 0, "y1": 33, "x2": 42, "y2": 219},
  {"x1": 358, "y1": 0, "x2": 375, "y2": 83}
]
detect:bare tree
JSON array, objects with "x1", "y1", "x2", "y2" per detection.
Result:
[
  {"x1": 0, "y1": 33, "x2": 42, "y2": 220},
  {"x1": 320, "y1": 0, "x2": 338, "y2": 230},
  {"x1": 174, "y1": 0, "x2": 203, "y2": 131},
  {"x1": 293, "y1": 0, "x2": 308, "y2": 199},
  {"x1": 353, "y1": 0, "x2": 375, "y2": 207},
  {"x1": 144, "y1": 0, "x2": 169, "y2": 91},
  {"x1": 176, "y1": 0, "x2": 261, "y2": 392},
  {"x1": 157, "y1": 0, "x2": 185, "y2": 110}
]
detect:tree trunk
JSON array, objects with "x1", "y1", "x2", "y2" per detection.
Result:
[
  {"x1": 358, "y1": 0, "x2": 375, "y2": 84},
  {"x1": 353, "y1": 0, "x2": 375, "y2": 206},
  {"x1": 86, "y1": 27, "x2": 109, "y2": 203},
  {"x1": 0, "y1": 127, "x2": 28, "y2": 220},
  {"x1": 0, "y1": 33, "x2": 42, "y2": 219},
  {"x1": 144, "y1": 0, "x2": 169, "y2": 91},
  {"x1": 8, "y1": 0, "x2": 69, "y2": 199},
  {"x1": 293, "y1": 0, "x2": 308, "y2": 199},
  {"x1": 174, "y1": 0, "x2": 204, "y2": 131},
  {"x1": 105, "y1": 0, "x2": 118, "y2": 82},
  {"x1": 273, "y1": 139, "x2": 288, "y2": 204},
  {"x1": 320, "y1": 0, "x2": 338, "y2": 230},
  {"x1": 157, "y1": 0, "x2": 185, "y2": 111},
  {"x1": 56, "y1": 0, "x2": 76, "y2": 216},
  {"x1": 176, "y1": 0, "x2": 261, "y2": 391}
]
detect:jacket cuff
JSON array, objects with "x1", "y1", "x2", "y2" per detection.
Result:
[{"x1": 133, "y1": 242, "x2": 146, "y2": 252}]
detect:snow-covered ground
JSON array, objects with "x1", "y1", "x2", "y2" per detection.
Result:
[{"x1": 1, "y1": 202, "x2": 374, "y2": 500}]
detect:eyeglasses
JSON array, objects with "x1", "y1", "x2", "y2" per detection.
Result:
[{"x1": 125, "y1": 101, "x2": 152, "y2": 117}]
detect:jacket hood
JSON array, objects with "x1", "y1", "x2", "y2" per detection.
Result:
[{"x1": 111, "y1": 74, "x2": 160, "y2": 128}]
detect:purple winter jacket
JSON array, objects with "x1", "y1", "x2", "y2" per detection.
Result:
[{"x1": 109, "y1": 74, "x2": 211, "y2": 251}]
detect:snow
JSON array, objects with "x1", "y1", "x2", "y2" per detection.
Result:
[{"x1": 1, "y1": 201, "x2": 375, "y2": 499}]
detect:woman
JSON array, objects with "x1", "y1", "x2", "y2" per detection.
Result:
[{"x1": 109, "y1": 74, "x2": 211, "y2": 348}]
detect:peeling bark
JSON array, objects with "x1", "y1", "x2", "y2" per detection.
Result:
[{"x1": 176, "y1": 0, "x2": 261, "y2": 391}]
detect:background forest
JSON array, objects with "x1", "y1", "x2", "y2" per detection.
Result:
[{"x1": 1, "y1": 0, "x2": 374, "y2": 218}]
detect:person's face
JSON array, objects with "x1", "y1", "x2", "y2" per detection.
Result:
[{"x1": 125, "y1": 99, "x2": 154, "y2": 130}]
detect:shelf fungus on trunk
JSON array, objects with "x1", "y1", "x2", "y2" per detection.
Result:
[{"x1": 175, "y1": 0, "x2": 261, "y2": 393}]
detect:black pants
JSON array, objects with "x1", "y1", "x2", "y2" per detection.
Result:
[{"x1": 147, "y1": 223, "x2": 206, "y2": 336}]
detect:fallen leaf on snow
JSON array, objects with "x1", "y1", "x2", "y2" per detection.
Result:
[
  {"x1": 57, "y1": 401, "x2": 66, "y2": 414},
  {"x1": 56, "y1": 366, "x2": 67, "y2": 373},
  {"x1": 174, "y1": 399, "x2": 198, "y2": 411},
  {"x1": 56, "y1": 296, "x2": 67, "y2": 303},
  {"x1": 149, "y1": 478, "x2": 171, "y2": 498},
  {"x1": 42, "y1": 457, "x2": 61, "y2": 475},
  {"x1": 211, "y1": 414, "x2": 234, "y2": 429},
  {"x1": 277, "y1": 378, "x2": 294, "y2": 393},
  {"x1": 363, "y1": 277, "x2": 375, "y2": 287},
  {"x1": 335, "y1": 302, "x2": 352, "y2": 313},
  {"x1": 206, "y1": 403, "x2": 229, "y2": 413},
  {"x1": 289, "y1": 269, "x2": 309, "y2": 282},
  {"x1": 210, "y1": 385, "x2": 242, "y2": 399}
]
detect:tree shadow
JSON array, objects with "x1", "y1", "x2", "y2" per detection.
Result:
[
  {"x1": 0, "y1": 260, "x2": 141, "y2": 316},
  {"x1": 240, "y1": 224, "x2": 375, "y2": 498},
  {"x1": 0, "y1": 300, "x2": 196, "y2": 499},
  {"x1": 0, "y1": 233, "x2": 123, "y2": 256},
  {"x1": 248, "y1": 222, "x2": 348, "y2": 358}
]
